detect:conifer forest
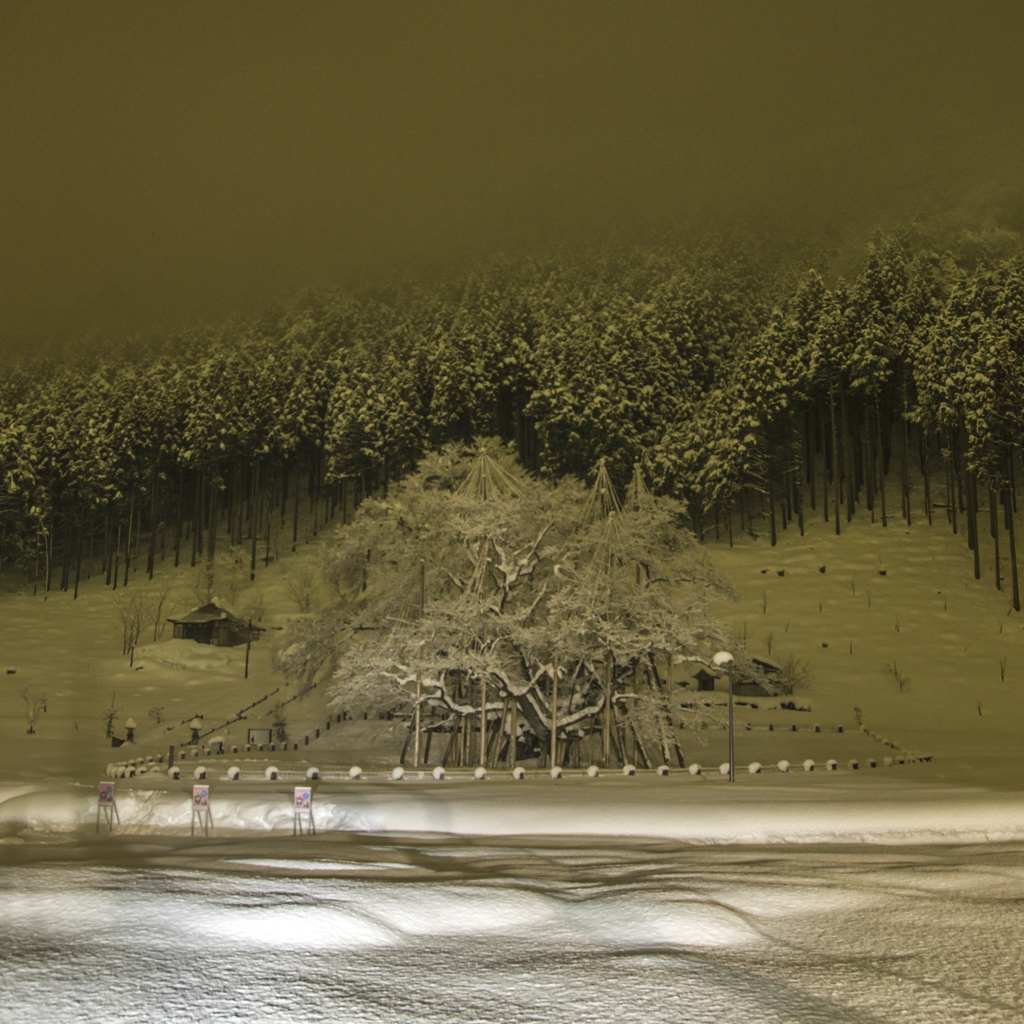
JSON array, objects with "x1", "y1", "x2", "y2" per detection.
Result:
[{"x1": 2, "y1": 225, "x2": 1022, "y2": 612}]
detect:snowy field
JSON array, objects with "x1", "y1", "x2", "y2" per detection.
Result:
[
  {"x1": 5, "y1": 493, "x2": 1024, "y2": 1022},
  {"x1": 3, "y1": 831, "x2": 1024, "y2": 1023}
]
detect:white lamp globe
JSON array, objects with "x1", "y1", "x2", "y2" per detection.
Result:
[{"x1": 712, "y1": 651, "x2": 734, "y2": 668}]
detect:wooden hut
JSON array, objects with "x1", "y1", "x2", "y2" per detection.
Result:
[
  {"x1": 692, "y1": 656, "x2": 784, "y2": 697},
  {"x1": 167, "y1": 598, "x2": 261, "y2": 647}
]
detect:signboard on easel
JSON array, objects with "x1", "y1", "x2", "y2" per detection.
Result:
[
  {"x1": 96, "y1": 781, "x2": 120, "y2": 832},
  {"x1": 192, "y1": 784, "x2": 213, "y2": 836},
  {"x1": 293, "y1": 786, "x2": 315, "y2": 835}
]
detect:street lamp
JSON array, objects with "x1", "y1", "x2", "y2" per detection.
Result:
[{"x1": 713, "y1": 651, "x2": 735, "y2": 782}]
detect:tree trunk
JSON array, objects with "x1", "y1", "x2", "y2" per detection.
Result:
[
  {"x1": 969, "y1": 470, "x2": 981, "y2": 579},
  {"x1": 795, "y1": 468, "x2": 804, "y2": 537},
  {"x1": 104, "y1": 509, "x2": 113, "y2": 586},
  {"x1": 1006, "y1": 477, "x2": 1020, "y2": 611},
  {"x1": 207, "y1": 474, "x2": 218, "y2": 570},
  {"x1": 876, "y1": 402, "x2": 887, "y2": 527},
  {"x1": 112, "y1": 519, "x2": 121, "y2": 591},
  {"x1": 73, "y1": 507, "x2": 84, "y2": 600},
  {"x1": 829, "y1": 380, "x2": 840, "y2": 535},
  {"x1": 292, "y1": 460, "x2": 301, "y2": 551},
  {"x1": 901, "y1": 413, "x2": 911, "y2": 526},
  {"x1": 921, "y1": 429, "x2": 932, "y2": 526},
  {"x1": 147, "y1": 464, "x2": 159, "y2": 579},
  {"x1": 865, "y1": 403, "x2": 876, "y2": 522},
  {"x1": 945, "y1": 442, "x2": 954, "y2": 532},
  {"x1": 990, "y1": 483, "x2": 1001, "y2": 590},
  {"x1": 842, "y1": 389, "x2": 855, "y2": 523},
  {"x1": 192, "y1": 472, "x2": 202, "y2": 566},
  {"x1": 122, "y1": 485, "x2": 135, "y2": 585},
  {"x1": 174, "y1": 473, "x2": 184, "y2": 568},
  {"x1": 250, "y1": 459, "x2": 261, "y2": 580}
]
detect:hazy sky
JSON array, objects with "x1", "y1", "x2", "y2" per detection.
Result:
[{"x1": 2, "y1": 0, "x2": 1022, "y2": 361}]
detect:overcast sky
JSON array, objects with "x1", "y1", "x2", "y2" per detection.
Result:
[{"x1": 1, "y1": 0, "x2": 1022, "y2": 362}]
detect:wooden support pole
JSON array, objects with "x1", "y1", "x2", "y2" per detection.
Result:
[
  {"x1": 479, "y1": 678, "x2": 487, "y2": 768},
  {"x1": 550, "y1": 655, "x2": 558, "y2": 769},
  {"x1": 603, "y1": 652, "x2": 612, "y2": 767},
  {"x1": 413, "y1": 678, "x2": 421, "y2": 768},
  {"x1": 509, "y1": 698, "x2": 518, "y2": 769}
]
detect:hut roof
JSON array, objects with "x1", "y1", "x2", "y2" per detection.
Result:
[{"x1": 168, "y1": 597, "x2": 245, "y2": 625}]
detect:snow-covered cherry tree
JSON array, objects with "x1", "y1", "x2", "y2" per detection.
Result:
[{"x1": 276, "y1": 441, "x2": 763, "y2": 768}]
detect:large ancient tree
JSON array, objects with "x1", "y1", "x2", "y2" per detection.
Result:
[{"x1": 277, "y1": 441, "x2": 763, "y2": 769}]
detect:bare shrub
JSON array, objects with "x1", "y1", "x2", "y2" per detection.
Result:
[
  {"x1": 285, "y1": 563, "x2": 319, "y2": 613},
  {"x1": 778, "y1": 654, "x2": 810, "y2": 694},
  {"x1": 243, "y1": 592, "x2": 266, "y2": 624},
  {"x1": 114, "y1": 591, "x2": 150, "y2": 655},
  {"x1": 191, "y1": 562, "x2": 214, "y2": 607},
  {"x1": 23, "y1": 687, "x2": 47, "y2": 734}
]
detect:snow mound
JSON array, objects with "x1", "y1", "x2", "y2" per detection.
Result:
[{"x1": 134, "y1": 640, "x2": 231, "y2": 670}]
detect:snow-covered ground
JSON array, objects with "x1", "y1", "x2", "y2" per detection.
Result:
[
  {"x1": 5, "y1": 497, "x2": 1024, "y2": 1023},
  {"x1": 3, "y1": 831, "x2": 1024, "y2": 1023},
  {"x1": 4, "y1": 484, "x2": 1024, "y2": 844}
]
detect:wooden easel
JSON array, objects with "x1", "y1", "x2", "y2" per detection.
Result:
[
  {"x1": 293, "y1": 786, "x2": 316, "y2": 835},
  {"x1": 191, "y1": 784, "x2": 213, "y2": 836},
  {"x1": 96, "y1": 782, "x2": 120, "y2": 832}
]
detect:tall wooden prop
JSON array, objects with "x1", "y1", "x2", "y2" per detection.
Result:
[
  {"x1": 550, "y1": 656, "x2": 559, "y2": 770},
  {"x1": 603, "y1": 652, "x2": 613, "y2": 766}
]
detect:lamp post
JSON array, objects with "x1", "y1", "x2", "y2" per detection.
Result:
[{"x1": 713, "y1": 651, "x2": 735, "y2": 782}]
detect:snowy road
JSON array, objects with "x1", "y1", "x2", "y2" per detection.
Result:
[{"x1": 3, "y1": 833, "x2": 1024, "y2": 1023}]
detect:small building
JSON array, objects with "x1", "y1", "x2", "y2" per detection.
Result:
[
  {"x1": 167, "y1": 598, "x2": 261, "y2": 647},
  {"x1": 694, "y1": 668, "x2": 718, "y2": 692},
  {"x1": 692, "y1": 656, "x2": 785, "y2": 697}
]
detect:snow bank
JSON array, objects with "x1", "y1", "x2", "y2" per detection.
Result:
[
  {"x1": 5, "y1": 778, "x2": 1024, "y2": 845},
  {"x1": 133, "y1": 639, "x2": 230, "y2": 670}
]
